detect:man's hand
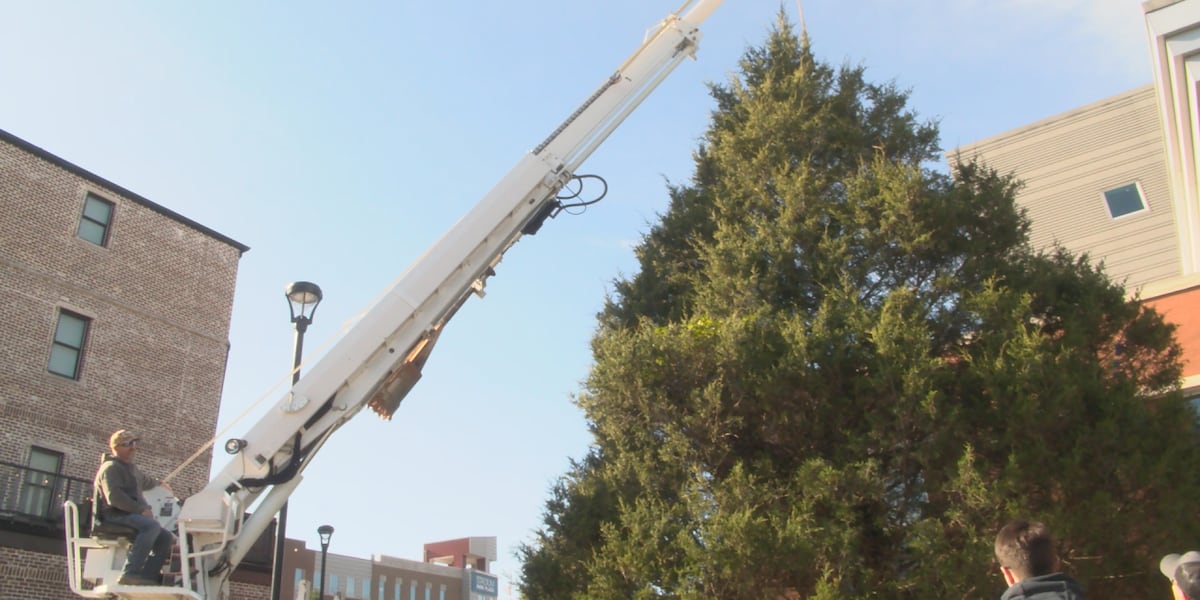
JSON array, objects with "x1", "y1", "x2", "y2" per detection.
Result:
[{"x1": 142, "y1": 507, "x2": 153, "y2": 517}]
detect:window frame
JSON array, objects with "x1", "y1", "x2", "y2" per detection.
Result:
[
  {"x1": 1101, "y1": 181, "x2": 1149, "y2": 220},
  {"x1": 20, "y1": 446, "x2": 64, "y2": 518},
  {"x1": 77, "y1": 192, "x2": 116, "y2": 247},
  {"x1": 48, "y1": 309, "x2": 91, "y2": 380}
]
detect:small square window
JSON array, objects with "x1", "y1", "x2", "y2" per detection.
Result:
[
  {"x1": 49, "y1": 310, "x2": 90, "y2": 379},
  {"x1": 78, "y1": 193, "x2": 115, "y2": 246},
  {"x1": 1103, "y1": 183, "x2": 1147, "y2": 219}
]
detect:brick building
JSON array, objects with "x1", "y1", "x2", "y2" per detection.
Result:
[{"x1": 0, "y1": 128, "x2": 248, "y2": 598}]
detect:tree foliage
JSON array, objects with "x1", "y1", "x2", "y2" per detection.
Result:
[{"x1": 518, "y1": 13, "x2": 1200, "y2": 600}]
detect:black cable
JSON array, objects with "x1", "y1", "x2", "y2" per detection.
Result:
[
  {"x1": 556, "y1": 174, "x2": 607, "y2": 215},
  {"x1": 524, "y1": 174, "x2": 610, "y2": 235}
]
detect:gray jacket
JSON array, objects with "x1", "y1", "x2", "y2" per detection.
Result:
[{"x1": 94, "y1": 454, "x2": 158, "y2": 518}]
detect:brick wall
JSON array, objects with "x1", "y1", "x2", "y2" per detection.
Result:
[
  {"x1": 0, "y1": 547, "x2": 72, "y2": 599},
  {"x1": 0, "y1": 132, "x2": 245, "y2": 596},
  {"x1": 231, "y1": 580, "x2": 271, "y2": 600}
]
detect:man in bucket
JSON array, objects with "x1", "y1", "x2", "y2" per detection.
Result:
[{"x1": 93, "y1": 429, "x2": 175, "y2": 586}]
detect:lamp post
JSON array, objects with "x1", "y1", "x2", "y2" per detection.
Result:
[
  {"x1": 317, "y1": 524, "x2": 334, "y2": 600},
  {"x1": 270, "y1": 281, "x2": 324, "y2": 600}
]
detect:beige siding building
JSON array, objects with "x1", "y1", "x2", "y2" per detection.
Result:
[
  {"x1": 955, "y1": 0, "x2": 1200, "y2": 396},
  {"x1": 958, "y1": 86, "x2": 1176, "y2": 289}
]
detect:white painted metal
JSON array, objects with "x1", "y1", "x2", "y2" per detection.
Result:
[{"x1": 1145, "y1": 0, "x2": 1200, "y2": 274}]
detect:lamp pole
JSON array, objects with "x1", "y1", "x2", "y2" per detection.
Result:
[
  {"x1": 317, "y1": 524, "x2": 334, "y2": 600},
  {"x1": 270, "y1": 282, "x2": 323, "y2": 600}
]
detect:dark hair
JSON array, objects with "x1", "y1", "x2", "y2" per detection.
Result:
[{"x1": 995, "y1": 519, "x2": 1059, "y2": 578}]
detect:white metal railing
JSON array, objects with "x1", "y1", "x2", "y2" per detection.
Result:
[{"x1": 63, "y1": 499, "x2": 204, "y2": 600}]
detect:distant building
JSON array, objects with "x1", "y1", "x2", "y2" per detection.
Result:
[
  {"x1": 279, "y1": 536, "x2": 498, "y2": 600},
  {"x1": 955, "y1": 0, "x2": 1200, "y2": 400},
  {"x1": 0, "y1": 128, "x2": 248, "y2": 598}
]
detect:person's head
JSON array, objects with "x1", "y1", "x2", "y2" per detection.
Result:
[
  {"x1": 1160, "y1": 551, "x2": 1200, "y2": 600},
  {"x1": 995, "y1": 519, "x2": 1060, "y2": 585},
  {"x1": 109, "y1": 429, "x2": 140, "y2": 461}
]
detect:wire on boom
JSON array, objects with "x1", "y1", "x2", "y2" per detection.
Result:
[{"x1": 555, "y1": 174, "x2": 608, "y2": 215}]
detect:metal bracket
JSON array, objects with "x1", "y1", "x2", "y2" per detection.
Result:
[{"x1": 282, "y1": 391, "x2": 309, "y2": 413}]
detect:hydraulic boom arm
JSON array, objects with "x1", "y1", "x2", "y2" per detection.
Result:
[{"x1": 64, "y1": 2, "x2": 723, "y2": 598}]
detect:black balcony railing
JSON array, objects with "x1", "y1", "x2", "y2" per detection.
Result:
[{"x1": 0, "y1": 460, "x2": 92, "y2": 532}]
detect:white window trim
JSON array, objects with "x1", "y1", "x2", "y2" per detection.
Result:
[{"x1": 1101, "y1": 180, "x2": 1151, "y2": 220}]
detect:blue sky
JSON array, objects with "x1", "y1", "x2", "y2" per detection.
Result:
[{"x1": 2, "y1": 1, "x2": 1152, "y2": 595}]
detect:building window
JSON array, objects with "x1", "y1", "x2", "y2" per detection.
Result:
[
  {"x1": 363, "y1": 578, "x2": 370, "y2": 599},
  {"x1": 19, "y1": 447, "x2": 63, "y2": 518},
  {"x1": 347, "y1": 576, "x2": 355, "y2": 598},
  {"x1": 1103, "y1": 182, "x2": 1147, "y2": 218},
  {"x1": 410, "y1": 580, "x2": 416, "y2": 600},
  {"x1": 394, "y1": 578, "x2": 402, "y2": 600},
  {"x1": 330, "y1": 574, "x2": 339, "y2": 595},
  {"x1": 78, "y1": 193, "x2": 115, "y2": 246},
  {"x1": 379, "y1": 576, "x2": 385, "y2": 600},
  {"x1": 424, "y1": 582, "x2": 431, "y2": 600},
  {"x1": 49, "y1": 310, "x2": 90, "y2": 379},
  {"x1": 295, "y1": 568, "x2": 305, "y2": 590},
  {"x1": 438, "y1": 584, "x2": 445, "y2": 600}
]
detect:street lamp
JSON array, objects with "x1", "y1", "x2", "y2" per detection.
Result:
[
  {"x1": 285, "y1": 281, "x2": 323, "y2": 371},
  {"x1": 270, "y1": 281, "x2": 324, "y2": 600},
  {"x1": 317, "y1": 524, "x2": 334, "y2": 600}
]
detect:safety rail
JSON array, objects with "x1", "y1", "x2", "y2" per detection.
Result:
[
  {"x1": 63, "y1": 499, "x2": 203, "y2": 600},
  {"x1": 0, "y1": 461, "x2": 91, "y2": 528},
  {"x1": 177, "y1": 495, "x2": 243, "y2": 597},
  {"x1": 63, "y1": 500, "x2": 99, "y2": 597}
]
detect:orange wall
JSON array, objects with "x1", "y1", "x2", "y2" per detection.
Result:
[{"x1": 1145, "y1": 286, "x2": 1200, "y2": 380}]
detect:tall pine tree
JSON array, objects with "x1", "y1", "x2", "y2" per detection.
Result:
[{"x1": 520, "y1": 14, "x2": 1199, "y2": 600}]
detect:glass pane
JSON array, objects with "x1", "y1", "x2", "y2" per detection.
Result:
[
  {"x1": 54, "y1": 313, "x2": 87, "y2": 346},
  {"x1": 49, "y1": 345, "x2": 80, "y2": 378},
  {"x1": 18, "y1": 485, "x2": 51, "y2": 516},
  {"x1": 83, "y1": 195, "x2": 113, "y2": 223},
  {"x1": 1104, "y1": 184, "x2": 1145, "y2": 218},
  {"x1": 28, "y1": 448, "x2": 62, "y2": 473},
  {"x1": 78, "y1": 219, "x2": 108, "y2": 245}
]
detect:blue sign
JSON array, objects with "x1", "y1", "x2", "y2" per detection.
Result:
[{"x1": 470, "y1": 571, "x2": 498, "y2": 597}]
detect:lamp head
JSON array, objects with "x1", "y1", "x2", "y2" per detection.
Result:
[
  {"x1": 286, "y1": 281, "x2": 323, "y2": 325},
  {"x1": 318, "y1": 524, "x2": 334, "y2": 548}
]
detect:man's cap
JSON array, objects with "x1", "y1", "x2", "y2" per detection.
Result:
[
  {"x1": 109, "y1": 429, "x2": 140, "y2": 448},
  {"x1": 1160, "y1": 551, "x2": 1200, "y2": 599}
]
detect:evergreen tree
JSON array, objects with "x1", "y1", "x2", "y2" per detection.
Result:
[{"x1": 520, "y1": 13, "x2": 1199, "y2": 600}]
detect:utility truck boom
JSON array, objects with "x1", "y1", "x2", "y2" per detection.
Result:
[{"x1": 64, "y1": 1, "x2": 723, "y2": 597}]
